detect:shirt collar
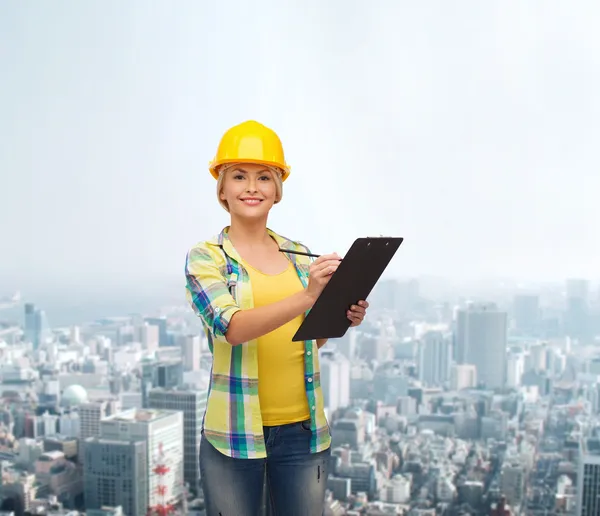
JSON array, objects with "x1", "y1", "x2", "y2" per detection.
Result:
[{"x1": 206, "y1": 226, "x2": 296, "y2": 263}]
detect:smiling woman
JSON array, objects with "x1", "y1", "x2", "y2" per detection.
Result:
[{"x1": 184, "y1": 120, "x2": 369, "y2": 516}]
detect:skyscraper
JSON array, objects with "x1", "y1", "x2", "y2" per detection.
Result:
[
  {"x1": 577, "y1": 438, "x2": 600, "y2": 515},
  {"x1": 513, "y1": 294, "x2": 540, "y2": 335},
  {"x1": 83, "y1": 438, "x2": 148, "y2": 516},
  {"x1": 100, "y1": 408, "x2": 184, "y2": 509},
  {"x1": 147, "y1": 388, "x2": 206, "y2": 496},
  {"x1": 24, "y1": 302, "x2": 50, "y2": 350},
  {"x1": 140, "y1": 359, "x2": 183, "y2": 408},
  {"x1": 145, "y1": 316, "x2": 168, "y2": 347},
  {"x1": 455, "y1": 303, "x2": 508, "y2": 389},
  {"x1": 565, "y1": 278, "x2": 590, "y2": 341},
  {"x1": 319, "y1": 350, "x2": 350, "y2": 413},
  {"x1": 418, "y1": 331, "x2": 452, "y2": 387}
]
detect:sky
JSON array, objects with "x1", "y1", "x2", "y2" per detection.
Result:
[{"x1": 1, "y1": 0, "x2": 599, "y2": 303}]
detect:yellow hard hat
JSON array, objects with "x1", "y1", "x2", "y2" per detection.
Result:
[{"x1": 209, "y1": 120, "x2": 290, "y2": 181}]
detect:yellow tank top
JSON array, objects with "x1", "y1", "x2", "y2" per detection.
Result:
[{"x1": 243, "y1": 259, "x2": 310, "y2": 426}]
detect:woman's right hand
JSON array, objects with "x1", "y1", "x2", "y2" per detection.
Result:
[{"x1": 306, "y1": 253, "x2": 342, "y2": 302}]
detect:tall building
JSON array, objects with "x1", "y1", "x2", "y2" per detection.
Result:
[
  {"x1": 566, "y1": 278, "x2": 590, "y2": 341},
  {"x1": 100, "y1": 408, "x2": 184, "y2": 509},
  {"x1": 147, "y1": 388, "x2": 207, "y2": 496},
  {"x1": 79, "y1": 401, "x2": 120, "y2": 441},
  {"x1": 450, "y1": 364, "x2": 477, "y2": 391},
  {"x1": 145, "y1": 316, "x2": 168, "y2": 347},
  {"x1": 138, "y1": 323, "x2": 159, "y2": 353},
  {"x1": 500, "y1": 462, "x2": 525, "y2": 506},
  {"x1": 506, "y1": 353, "x2": 525, "y2": 388},
  {"x1": 513, "y1": 294, "x2": 540, "y2": 335},
  {"x1": 141, "y1": 359, "x2": 183, "y2": 408},
  {"x1": 455, "y1": 303, "x2": 507, "y2": 389},
  {"x1": 179, "y1": 335, "x2": 201, "y2": 372},
  {"x1": 319, "y1": 351, "x2": 350, "y2": 413},
  {"x1": 24, "y1": 302, "x2": 50, "y2": 350},
  {"x1": 83, "y1": 438, "x2": 148, "y2": 516},
  {"x1": 577, "y1": 438, "x2": 600, "y2": 515},
  {"x1": 418, "y1": 331, "x2": 452, "y2": 387}
]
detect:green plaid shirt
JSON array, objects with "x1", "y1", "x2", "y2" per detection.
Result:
[{"x1": 185, "y1": 227, "x2": 331, "y2": 459}]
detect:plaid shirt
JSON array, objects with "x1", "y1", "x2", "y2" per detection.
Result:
[{"x1": 185, "y1": 227, "x2": 331, "y2": 459}]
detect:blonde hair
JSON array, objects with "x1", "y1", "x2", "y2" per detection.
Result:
[{"x1": 216, "y1": 163, "x2": 283, "y2": 213}]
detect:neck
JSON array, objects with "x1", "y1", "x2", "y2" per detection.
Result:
[{"x1": 227, "y1": 216, "x2": 271, "y2": 247}]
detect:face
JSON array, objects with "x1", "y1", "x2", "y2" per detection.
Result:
[{"x1": 219, "y1": 163, "x2": 279, "y2": 219}]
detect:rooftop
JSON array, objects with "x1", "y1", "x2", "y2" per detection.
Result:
[
  {"x1": 39, "y1": 451, "x2": 65, "y2": 461},
  {"x1": 104, "y1": 408, "x2": 177, "y2": 423},
  {"x1": 583, "y1": 438, "x2": 600, "y2": 456}
]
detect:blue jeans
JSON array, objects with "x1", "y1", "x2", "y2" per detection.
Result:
[{"x1": 200, "y1": 420, "x2": 331, "y2": 516}]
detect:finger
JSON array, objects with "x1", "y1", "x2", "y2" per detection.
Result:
[
  {"x1": 314, "y1": 258, "x2": 342, "y2": 272},
  {"x1": 347, "y1": 310, "x2": 363, "y2": 322},
  {"x1": 348, "y1": 316, "x2": 362, "y2": 327},
  {"x1": 314, "y1": 262, "x2": 340, "y2": 278},
  {"x1": 349, "y1": 305, "x2": 366, "y2": 315},
  {"x1": 313, "y1": 252, "x2": 341, "y2": 265},
  {"x1": 358, "y1": 300, "x2": 369, "y2": 308},
  {"x1": 310, "y1": 259, "x2": 337, "y2": 274}
]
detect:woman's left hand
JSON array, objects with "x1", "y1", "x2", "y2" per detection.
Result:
[{"x1": 347, "y1": 300, "x2": 369, "y2": 327}]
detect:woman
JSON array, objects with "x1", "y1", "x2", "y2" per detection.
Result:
[{"x1": 185, "y1": 120, "x2": 369, "y2": 516}]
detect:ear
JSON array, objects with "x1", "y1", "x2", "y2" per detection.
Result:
[{"x1": 219, "y1": 190, "x2": 226, "y2": 201}]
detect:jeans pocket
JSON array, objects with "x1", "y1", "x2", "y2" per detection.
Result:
[{"x1": 300, "y1": 419, "x2": 312, "y2": 432}]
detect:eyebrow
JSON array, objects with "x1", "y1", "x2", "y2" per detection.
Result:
[{"x1": 232, "y1": 168, "x2": 271, "y2": 174}]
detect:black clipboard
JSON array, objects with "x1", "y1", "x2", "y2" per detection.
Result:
[{"x1": 292, "y1": 236, "x2": 404, "y2": 342}]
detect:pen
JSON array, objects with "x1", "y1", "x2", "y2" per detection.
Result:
[{"x1": 278, "y1": 248, "x2": 321, "y2": 259}]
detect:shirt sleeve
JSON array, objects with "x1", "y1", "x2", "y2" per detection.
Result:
[{"x1": 185, "y1": 245, "x2": 241, "y2": 340}]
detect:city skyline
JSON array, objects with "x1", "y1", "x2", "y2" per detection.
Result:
[{"x1": 1, "y1": 2, "x2": 600, "y2": 513}]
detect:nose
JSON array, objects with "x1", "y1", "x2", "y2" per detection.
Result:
[{"x1": 246, "y1": 176, "x2": 258, "y2": 193}]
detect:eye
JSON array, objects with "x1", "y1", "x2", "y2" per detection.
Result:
[
  {"x1": 233, "y1": 174, "x2": 245, "y2": 180},
  {"x1": 259, "y1": 175, "x2": 271, "y2": 181}
]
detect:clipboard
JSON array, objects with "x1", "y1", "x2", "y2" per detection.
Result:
[{"x1": 292, "y1": 236, "x2": 404, "y2": 342}]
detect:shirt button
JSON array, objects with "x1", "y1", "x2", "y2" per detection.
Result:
[
  {"x1": 308, "y1": 378, "x2": 313, "y2": 383},
  {"x1": 311, "y1": 406, "x2": 315, "y2": 411},
  {"x1": 307, "y1": 351, "x2": 312, "y2": 356}
]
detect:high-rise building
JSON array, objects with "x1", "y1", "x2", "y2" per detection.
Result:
[
  {"x1": 319, "y1": 351, "x2": 350, "y2": 413},
  {"x1": 100, "y1": 408, "x2": 184, "y2": 509},
  {"x1": 138, "y1": 323, "x2": 159, "y2": 353},
  {"x1": 24, "y1": 302, "x2": 50, "y2": 350},
  {"x1": 500, "y1": 462, "x2": 525, "y2": 506},
  {"x1": 145, "y1": 316, "x2": 168, "y2": 347},
  {"x1": 577, "y1": 438, "x2": 600, "y2": 515},
  {"x1": 455, "y1": 303, "x2": 507, "y2": 389},
  {"x1": 418, "y1": 331, "x2": 452, "y2": 387},
  {"x1": 140, "y1": 359, "x2": 183, "y2": 408},
  {"x1": 450, "y1": 364, "x2": 477, "y2": 391},
  {"x1": 83, "y1": 438, "x2": 148, "y2": 516},
  {"x1": 506, "y1": 353, "x2": 525, "y2": 388},
  {"x1": 147, "y1": 388, "x2": 207, "y2": 496},
  {"x1": 513, "y1": 294, "x2": 540, "y2": 335},
  {"x1": 566, "y1": 278, "x2": 591, "y2": 341},
  {"x1": 79, "y1": 401, "x2": 120, "y2": 441},
  {"x1": 179, "y1": 335, "x2": 201, "y2": 372}
]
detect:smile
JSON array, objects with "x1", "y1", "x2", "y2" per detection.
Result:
[{"x1": 240, "y1": 199, "x2": 263, "y2": 206}]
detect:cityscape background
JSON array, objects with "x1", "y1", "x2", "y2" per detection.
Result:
[{"x1": 2, "y1": 1, "x2": 600, "y2": 516}]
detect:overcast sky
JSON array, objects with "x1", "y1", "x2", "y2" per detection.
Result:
[{"x1": 1, "y1": 0, "x2": 599, "y2": 296}]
